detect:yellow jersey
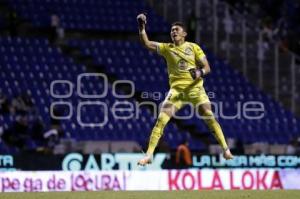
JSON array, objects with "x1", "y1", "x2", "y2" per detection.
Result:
[{"x1": 157, "y1": 41, "x2": 206, "y2": 90}]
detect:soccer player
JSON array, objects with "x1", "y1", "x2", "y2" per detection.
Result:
[{"x1": 136, "y1": 13, "x2": 234, "y2": 166}]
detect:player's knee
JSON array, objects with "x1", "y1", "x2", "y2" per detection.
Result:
[
  {"x1": 202, "y1": 110, "x2": 217, "y2": 126},
  {"x1": 163, "y1": 110, "x2": 173, "y2": 117},
  {"x1": 201, "y1": 109, "x2": 214, "y2": 119},
  {"x1": 161, "y1": 103, "x2": 177, "y2": 117}
]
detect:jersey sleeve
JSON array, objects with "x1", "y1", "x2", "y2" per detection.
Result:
[
  {"x1": 193, "y1": 43, "x2": 206, "y2": 61},
  {"x1": 157, "y1": 42, "x2": 168, "y2": 56}
]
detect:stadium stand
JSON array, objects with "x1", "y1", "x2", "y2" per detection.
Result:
[{"x1": 7, "y1": 0, "x2": 169, "y2": 32}]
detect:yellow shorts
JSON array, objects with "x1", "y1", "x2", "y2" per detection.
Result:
[{"x1": 163, "y1": 86, "x2": 210, "y2": 110}]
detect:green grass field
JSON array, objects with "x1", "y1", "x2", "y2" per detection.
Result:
[{"x1": 0, "y1": 191, "x2": 299, "y2": 199}]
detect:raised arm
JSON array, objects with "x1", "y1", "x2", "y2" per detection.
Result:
[{"x1": 137, "y1": 13, "x2": 159, "y2": 52}]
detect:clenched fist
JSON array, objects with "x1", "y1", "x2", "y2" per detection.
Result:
[{"x1": 137, "y1": 13, "x2": 147, "y2": 29}]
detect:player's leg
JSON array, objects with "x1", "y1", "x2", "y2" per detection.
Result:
[
  {"x1": 197, "y1": 102, "x2": 234, "y2": 159},
  {"x1": 188, "y1": 87, "x2": 233, "y2": 159},
  {"x1": 138, "y1": 89, "x2": 183, "y2": 166},
  {"x1": 147, "y1": 102, "x2": 177, "y2": 155},
  {"x1": 137, "y1": 102, "x2": 178, "y2": 166}
]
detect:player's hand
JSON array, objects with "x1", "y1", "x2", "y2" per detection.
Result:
[
  {"x1": 137, "y1": 13, "x2": 147, "y2": 29},
  {"x1": 189, "y1": 68, "x2": 203, "y2": 80}
]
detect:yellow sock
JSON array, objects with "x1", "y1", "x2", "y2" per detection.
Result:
[
  {"x1": 202, "y1": 110, "x2": 228, "y2": 150},
  {"x1": 146, "y1": 112, "x2": 171, "y2": 155}
]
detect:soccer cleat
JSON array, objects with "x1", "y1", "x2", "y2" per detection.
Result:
[
  {"x1": 223, "y1": 148, "x2": 234, "y2": 160},
  {"x1": 137, "y1": 155, "x2": 152, "y2": 166}
]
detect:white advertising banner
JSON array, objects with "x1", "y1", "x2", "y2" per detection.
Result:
[{"x1": 0, "y1": 169, "x2": 299, "y2": 192}]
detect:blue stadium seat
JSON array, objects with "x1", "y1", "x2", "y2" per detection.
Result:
[{"x1": 8, "y1": 0, "x2": 169, "y2": 32}]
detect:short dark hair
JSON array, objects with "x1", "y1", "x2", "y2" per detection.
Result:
[{"x1": 171, "y1": 21, "x2": 187, "y2": 32}]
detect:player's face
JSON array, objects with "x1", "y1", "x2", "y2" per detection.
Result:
[{"x1": 170, "y1": 25, "x2": 187, "y2": 43}]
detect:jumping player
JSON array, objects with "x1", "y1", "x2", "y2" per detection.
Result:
[{"x1": 136, "y1": 13, "x2": 234, "y2": 166}]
